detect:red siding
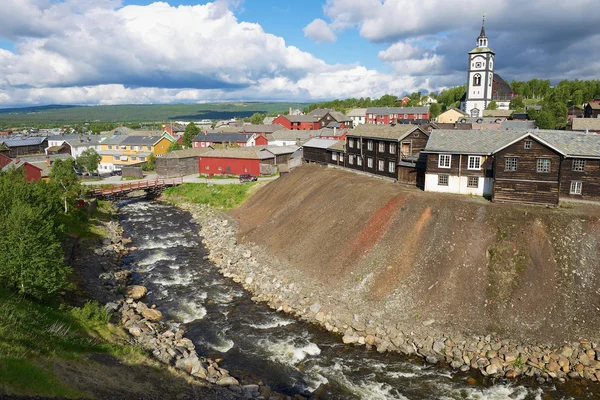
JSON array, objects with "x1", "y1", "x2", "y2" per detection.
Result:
[
  {"x1": 0, "y1": 153, "x2": 11, "y2": 168},
  {"x1": 255, "y1": 135, "x2": 269, "y2": 146},
  {"x1": 273, "y1": 116, "x2": 292, "y2": 129},
  {"x1": 23, "y1": 163, "x2": 42, "y2": 182},
  {"x1": 198, "y1": 156, "x2": 260, "y2": 176}
]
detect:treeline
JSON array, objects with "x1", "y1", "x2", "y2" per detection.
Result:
[{"x1": 0, "y1": 160, "x2": 82, "y2": 299}]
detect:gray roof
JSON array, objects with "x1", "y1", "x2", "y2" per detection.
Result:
[
  {"x1": 199, "y1": 148, "x2": 273, "y2": 160},
  {"x1": 366, "y1": 106, "x2": 429, "y2": 115},
  {"x1": 0, "y1": 136, "x2": 47, "y2": 147},
  {"x1": 425, "y1": 129, "x2": 600, "y2": 158},
  {"x1": 307, "y1": 108, "x2": 334, "y2": 118},
  {"x1": 501, "y1": 120, "x2": 537, "y2": 130},
  {"x1": 192, "y1": 133, "x2": 252, "y2": 143},
  {"x1": 269, "y1": 130, "x2": 317, "y2": 141},
  {"x1": 285, "y1": 115, "x2": 320, "y2": 123},
  {"x1": 328, "y1": 140, "x2": 345, "y2": 151},
  {"x1": 302, "y1": 138, "x2": 339, "y2": 150},
  {"x1": 20, "y1": 153, "x2": 71, "y2": 163},
  {"x1": 239, "y1": 124, "x2": 285, "y2": 133},
  {"x1": 570, "y1": 118, "x2": 600, "y2": 131},
  {"x1": 120, "y1": 136, "x2": 166, "y2": 145},
  {"x1": 48, "y1": 134, "x2": 103, "y2": 146},
  {"x1": 101, "y1": 135, "x2": 131, "y2": 146},
  {"x1": 164, "y1": 149, "x2": 212, "y2": 159},
  {"x1": 347, "y1": 108, "x2": 367, "y2": 117},
  {"x1": 326, "y1": 122, "x2": 344, "y2": 128},
  {"x1": 260, "y1": 145, "x2": 299, "y2": 155},
  {"x1": 348, "y1": 124, "x2": 423, "y2": 140},
  {"x1": 263, "y1": 117, "x2": 276, "y2": 125},
  {"x1": 328, "y1": 111, "x2": 352, "y2": 122}
]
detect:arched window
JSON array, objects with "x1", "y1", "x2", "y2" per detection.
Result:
[
  {"x1": 470, "y1": 108, "x2": 480, "y2": 118},
  {"x1": 473, "y1": 74, "x2": 482, "y2": 87}
]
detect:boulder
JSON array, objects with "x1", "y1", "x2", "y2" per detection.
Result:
[
  {"x1": 216, "y1": 377, "x2": 239, "y2": 386},
  {"x1": 342, "y1": 330, "x2": 360, "y2": 344},
  {"x1": 309, "y1": 303, "x2": 322, "y2": 314},
  {"x1": 125, "y1": 285, "x2": 147, "y2": 300},
  {"x1": 142, "y1": 308, "x2": 163, "y2": 322}
]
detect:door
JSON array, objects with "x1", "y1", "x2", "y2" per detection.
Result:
[{"x1": 401, "y1": 142, "x2": 411, "y2": 156}]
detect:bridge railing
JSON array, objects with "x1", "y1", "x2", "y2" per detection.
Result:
[{"x1": 91, "y1": 177, "x2": 184, "y2": 198}]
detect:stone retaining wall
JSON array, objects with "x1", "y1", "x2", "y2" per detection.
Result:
[{"x1": 182, "y1": 202, "x2": 600, "y2": 385}]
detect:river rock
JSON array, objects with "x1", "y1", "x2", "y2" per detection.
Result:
[
  {"x1": 125, "y1": 285, "x2": 147, "y2": 300},
  {"x1": 309, "y1": 303, "x2": 322, "y2": 314},
  {"x1": 127, "y1": 326, "x2": 142, "y2": 337},
  {"x1": 216, "y1": 376, "x2": 239, "y2": 386},
  {"x1": 433, "y1": 340, "x2": 445, "y2": 354},
  {"x1": 142, "y1": 308, "x2": 163, "y2": 322},
  {"x1": 342, "y1": 330, "x2": 360, "y2": 344}
]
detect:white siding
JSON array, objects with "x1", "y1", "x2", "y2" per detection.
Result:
[{"x1": 425, "y1": 173, "x2": 493, "y2": 197}]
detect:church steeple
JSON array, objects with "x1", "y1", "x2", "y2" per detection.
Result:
[{"x1": 477, "y1": 13, "x2": 488, "y2": 48}]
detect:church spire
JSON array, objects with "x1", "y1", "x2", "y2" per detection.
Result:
[{"x1": 477, "y1": 13, "x2": 488, "y2": 48}]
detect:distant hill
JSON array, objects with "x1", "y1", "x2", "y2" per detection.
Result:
[{"x1": 0, "y1": 102, "x2": 307, "y2": 127}]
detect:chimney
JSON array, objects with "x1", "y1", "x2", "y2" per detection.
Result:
[
  {"x1": 289, "y1": 107, "x2": 292, "y2": 115},
  {"x1": 15, "y1": 157, "x2": 20, "y2": 164},
  {"x1": 46, "y1": 156, "x2": 51, "y2": 166}
]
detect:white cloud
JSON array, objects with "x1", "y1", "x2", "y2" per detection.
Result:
[{"x1": 303, "y1": 19, "x2": 337, "y2": 43}]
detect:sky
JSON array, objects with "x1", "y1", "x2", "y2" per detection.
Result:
[{"x1": 0, "y1": 0, "x2": 599, "y2": 107}]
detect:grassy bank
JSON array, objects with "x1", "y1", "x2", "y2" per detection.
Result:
[{"x1": 163, "y1": 182, "x2": 261, "y2": 210}]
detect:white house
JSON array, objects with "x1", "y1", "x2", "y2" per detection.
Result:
[
  {"x1": 346, "y1": 108, "x2": 367, "y2": 127},
  {"x1": 46, "y1": 134, "x2": 104, "y2": 158}
]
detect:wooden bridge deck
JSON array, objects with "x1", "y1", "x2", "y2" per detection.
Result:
[{"x1": 90, "y1": 178, "x2": 184, "y2": 199}]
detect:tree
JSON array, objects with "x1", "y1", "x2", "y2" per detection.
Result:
[
  {"x1": 487, "y1": 101, "x2": 499, "y2": 110},
  {"x1": 168, "y1": 141, "x2": 183, "y2": 152},
  {"x1": 76, "y1": 148, "x2": 101, "y2": 173},
  {"x1": 142, "y1": 153, "x2": 156, "y2": 171},
  {"x1": 182, "y1": 123, "x2": 200, "y2": 148},
  {"x1": 249, "y1": 113, "x2": 266, "y2": 125},
  {"x1": 49, "y1": 159, "x2": 81, "y2": 213},
  {"x1": 509, "y1": 96, "x2": 525, "y2": 111},
  {"x1": 429, "y1": 103, "x2": 442, "y2": 119}
]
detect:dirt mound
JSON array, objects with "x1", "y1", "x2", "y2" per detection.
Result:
[{"x1": 231, "y1": 164, "x2": 600, "y2": 344}]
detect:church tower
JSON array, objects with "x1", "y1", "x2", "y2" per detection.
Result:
[{"x1": 463, "y1": 16, "x2": 495, "y2": 118}]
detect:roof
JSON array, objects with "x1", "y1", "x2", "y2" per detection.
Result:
[
  {"x1": 492, "y1": 74, "x2": 513, "y2": 99},
  {"x1": 200, "y1": 148, "x2": 273, "y2": 160},
  {"x1": 501, "y1": 120, "x2": 537, "y2": 130},
  {"x1": 587, "y1": 103, "x2": 600, "y2": 110},
  {"x1": 469, "y1": 46, "x2": 495, "y2": 55},
  {"x1": 0, "y1": 136, "x2": 47, "y2": 147},
  {"x1": 482, "y1": 109, "x2": 512, "y2": 118},
  {"x1": 307, "y1": 108, "x2": 334, "y2": 118},
  {"x1": 326, "y1": 122, "x2": 344, "y2": 128},
  {"x1": 366, "y1": 107, "x2": 429, "y2": 115},
  {"x1": 570, "y1": 118, "x2": 600, "y2": 131},
  {"x1": 164, "y1": 149, "x2": 212, "y2": 159},
  {"x1": 269, "y1": 130, "x2": 317, "y2": 141},
  {"x1": 47, "y1": 134, "x2": 103, "y2": 146},
  {"x1": 192, "y1": 133, "x2": 253, "y2": 143},
  {"x1": 239, "y1": 124, "x2": 285, "y2": 133},
  {"x1": 302, "y1": 138, "x2": 339, "y2": 150},
  {"x1": 430, "y1": 122, "x2": 474, "y2": 130},
  {"x1": 328, "y1": 141, "x2": 345, "y2": 151},
  {"x1": 425, "y1": 129, "x2": 600, "y2": 158},
  {"x1": 439, "y1": 108, "x2": 468, "y2": 117},
  {"x1": 20, "y1": 153, "x2": 72, "y2": 163},
  {"x1": 120, "y1": 136, "x2": 166, "y2": 146},
  {"x1": 0, "y1": 160, "x2": 43, "y2": 173},
  {"x1": 327, "y1": 111, "x2": 352, "y2": 122},
  {"x1": 284, "y1": 115, "x2": 320, "y2": 123},
  {"x1": 347, "y1": 108, "x2": 367, "y2": 117},
  {"x1": 260, "y1": 145, "x2": 299, "y2": 156},
  {"x1": 348, "y1": 124, "x2": 423, "y2": 140},
  {"x1": 263, "y1": 117, "x2": 276, "y2": 125}
]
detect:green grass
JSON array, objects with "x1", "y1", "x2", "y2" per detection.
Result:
[
  {"x1": 163, "y1": 182, "x2": 257, "y2": 210},
  {"x1": 59, "y1": 199, "x2": 116, "y2": 240}
]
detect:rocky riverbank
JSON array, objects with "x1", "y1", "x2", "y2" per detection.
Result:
[
  {"x1": 179, "y1": 201, "x2": 600, "y2": 386},
  {"x1": 85, "y1": 205, "x2": 305, "y2": 400}
]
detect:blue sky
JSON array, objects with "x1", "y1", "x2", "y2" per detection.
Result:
[{"x1": 0, "y1": 0, "x2": 599, "y2": 107}]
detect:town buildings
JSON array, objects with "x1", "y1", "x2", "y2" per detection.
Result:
[
  {"x1": 365, "y1": 107, "x2": 430, "y2": 125},
  {"x1": 99, "y1": 134, "x2": 172, "y2": 173},
  {"x1": 347, "y1": 108, "x2": 367, "y2": 126},
  {"x1": 192, "y1": 133, "x2": 255, "y2": 148},
  {"x1": 46, "y1": 134, "x2": 103, "y2": 158}
]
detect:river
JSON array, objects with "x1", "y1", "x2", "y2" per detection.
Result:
[{"x1": 118, "y1": 200, "x2": 596, "y2": 399}]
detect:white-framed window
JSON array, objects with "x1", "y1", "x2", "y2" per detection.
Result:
[
  {"x1": 332, "y1": 152, "x2": 338, "y2": 161},
  {"x1": 570, "y1": 181, "x2": 582, "y2": 195},
  {"x1": 572, "y1": 159, "x2": 585, "y2": 172},
  {"x1": 139, "y1": 157, "x2": 146, "y2": 162},
  {"x1": 205, "y1": 166, "x2": 210, "y2": 170},
  {"x1": 357, "y1": 139, "x2": 361, "y2": 149},
  {"x1": 438, "y1": 154, "x2": 451, "y2": 168},
  {"x1": 348, "y1": 138, "x2": 354, "y2": 148},
  {"x1": 389, "y1": 143, "x2": 396, "y2": 154},
  {"x1": 147, "y1": 146, "x2": 152, "y2": 151},
  {"x1": 131, "y1": 156, "x2": 137, "y2": 161},
  {"x1": 467, "y1": 176, "x2": 479, "y2": 188},
  {"x1": 524, "y1": 140, "x2": 532, "y2": 149},
  {"x1": 404, "y1": 114, "x2": 408, "y2": 119},
  {"x1": 108, "y1": 145, "x2": 113, "y2": 150},
  {"x1": 338, "y1": 153, "x2": 344, "y2": 162},
  {"x1": 378, "y1": 160, "x2": 385, "y2": 171},
  {"x1": 367, "y1": 140, "x2": 373, "y2": 150},
  {"x1": 129, "y1": 145, "x2": 134, "y2": 150},
  {"x1": 438, "y1": 174, "x2": 449, "y2": 186},
  {"x1": 378, "y1": 143, "x2": 385, "y2": 152},
  {"x1": 113, "y1": 156, "x2": 120, "y2": 161},
  {"x1": 136, "y1": 146, "x2": 141, "y2": 151},
  {"x1": 367, "y1": 157, "x2": 373, "y2": 168},
  {"x1": 505, "y1": 157, "x2": 518, "y2": 171},
  {"x1": 389, "y1": 161, "x2": 395, "y2": 173},
  {"x1": 357, "y1": 156, "x2": 363, "y2": 166},
  {"x1": 349, "y1": 154, "x2": 355, "y2": 165},
  {"x1": 473, "y1": 73, "x2": 482, "y2": 86},
  {"x1": 218, "y1": 166, "x2": 222, "y2": 171},
  {"x1": 468, "y1": 156, "x2": 481, "y2": 170},
  {"x1": 537, "y1": 158, "x2": 551, "y2": 173}
]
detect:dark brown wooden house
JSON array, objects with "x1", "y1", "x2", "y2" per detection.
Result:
[
  {"x1": 0, "y1": 137, "x2": 48, "y2": 158},
  {"x1": 302, "y1": 138, "x2": 344, "y2": 166},
  {"x1": 584, "y1": 101, "x2": 600, "y2": 118},
  {"x1": 346, "y1": 125, "x2": 429, "y2": 180}
]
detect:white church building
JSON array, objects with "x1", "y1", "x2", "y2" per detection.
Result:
[{"x1": 460, "y1": 19, "x2": 515, "y2": 117}]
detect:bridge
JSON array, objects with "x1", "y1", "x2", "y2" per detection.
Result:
[{"x1": 90, "y1": 178, "x2": 184, "y2": 200}]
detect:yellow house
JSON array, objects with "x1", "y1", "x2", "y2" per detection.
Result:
[
  {"x1": 98, "y1": 135, "x2": 173, "y2": 173},
  {"x1": 437, "y1": 108, "x2": 468, "y2": 124}
]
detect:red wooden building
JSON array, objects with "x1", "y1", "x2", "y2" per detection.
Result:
[
  {"x1": 273, "y1": 115, "x2": 320, "y2": 131},
  {"x1": 198, "y1": 148, "x2": 270, "y2": 176},
  {"x1": 366, "y1": 107, "x2": 430, "y2": 125},
  {"x1": 0, "y1": 153, "x2": 43, "y2": 182}
]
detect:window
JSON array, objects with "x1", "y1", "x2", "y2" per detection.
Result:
[
  {"x1": 348, "y1": 139, "x2": 354, "y2": 148},
  {"x1": 367, "y1": 140, "x2": 373, "y2": 150},
  {"x1": 349, "y1": 155, "x2": 355, "y2": 165},
  {"x1": 367, "y1": 157, "x2": 373, "y2": 168},
  {"x1": 404, "y1": 114, "x2": 408, "y2": 119},
  {"x1": 113, "y1": 156, "x2": 119, "y2": 161},
  {"x1": 505, "y1": 157, "x2": 518, "y2": 171},
  {"x1": 147, "y1": 146, "x2": 152, "y2": 151},
  {"x1": 570, "y1": 181, "x2": 582, "y2": 195},
  {"x1": 378, "y1": 143, "x2": 385, "y2": 152},
  {"x1": 131, "y1": 156, "x2": 137, "y2": 161},
  {"x1": 468, "y1": 156, "x2": 481, "y2": 170},
  {"x1": 413, "y1": 132, "x2": 419, "y2": 137},
  {"x1": 338, "y1": 153, "x2": 344, "y2": 162},
  {"x1": 129, "y1": 146, "x2": 134, "y2": 150},
  {"x1": 378, "y1": 160, "x2": 385, "y2": 171},
  {"x1": 332, "y1": 152, "x2": 337, "y2": 161},
  {"x1": 537, "y1": 158, "x2": 551, "y2": 173},
  {"x1": 205, "y1": 166, "x2": 210, "y2": 170},
  {"x1": 357, "y1": 139, "x2": 361, "y2": 149},
  {"x1": 475, "y1": 62, "x2": 482, "y2": 68},
  {"x1": 473, "y1": 74, "x2": 482, "y2": 86},
  {"x1": 572, "y1": 159, "x2": 585, "y2": 172},
  {"x1": 389, "y1": 143, "x2": 396, "y2": 154},
  {"x1": 438, "y1": 154, "x2": 451, "y2": 168},
  {"x1": 438, "y1": 174, "x2": 449, "y2": 186},
  {"x1": 470, "y1": 108, "x2": 479, "y2": 118},
  {"x1": 357, "y1": 156, "x2": 363, "y2": 166},
  {"x1": 136, "y1": 146, "x2": 141, "y2": 151},
  {"x1": 218, "y1": 166, "x2": 222, "y2": 171},
  {"x1": 389, "y1": 161, "x2": 395, "y2": 173},
  {"x1": 139, "y1": 157, "x2": 145, "y2": 162},
  {"x1": 467, "y1": 176, "x2": 479, "y2": 188},
  {"x1": 524, "y1": 140, "x2": 532, "y2": 149},
  {"x1": 108, "y1": 145, "x2": 113, "y2": 150}
]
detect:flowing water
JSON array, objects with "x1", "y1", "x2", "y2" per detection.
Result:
[{"x1": 119, "y1": 200, "x2": 597, "y2": 399}]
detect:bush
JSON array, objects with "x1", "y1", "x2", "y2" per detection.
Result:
[{"x1": 69, "y1": 301, "x2": 110, "y2": 324}]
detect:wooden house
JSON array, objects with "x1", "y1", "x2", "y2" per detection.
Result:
[
  {"x1": 346, "y1": 125, "x2": 429, "y2": 180},
  {"x1": 0, "y1": 137, "x2": 48, "y2": 158}
]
